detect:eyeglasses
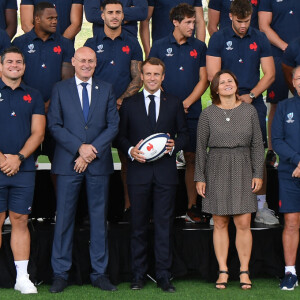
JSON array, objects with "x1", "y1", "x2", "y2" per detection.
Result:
[{"x1": 73, "y1": 56, "x2": 96, "y2": 65}]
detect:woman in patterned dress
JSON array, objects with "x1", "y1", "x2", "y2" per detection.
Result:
[{"x1": 194, "y1": 70, "x2": 264, "y2": 290}]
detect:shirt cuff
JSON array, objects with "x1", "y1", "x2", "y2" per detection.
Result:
[
  {"x1": 168, "y1": 146, "x2": 175, "y2": 156},
  {"x1": 128, "y1": 146, "x2": 134, "y2": 161}
]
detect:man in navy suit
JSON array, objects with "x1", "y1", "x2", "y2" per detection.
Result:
[
  {"x1": 47, "y1": 46, "x2": 119, "y2": 293},
  {"x1": 117, "y1": 57, "x2": 188, "y2": 292}
]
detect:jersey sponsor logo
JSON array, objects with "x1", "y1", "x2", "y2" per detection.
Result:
[
  {"x1": 190, "y1": 49, "x2": 198, "y2": 59},
  {"x1": 53, "y1": 46, "x2": 62, "y2": 54},
  {"x1": 286, "y1": 112, "x2": 294, "y2": 123},
  {"x1": 251, "y1": 0, "x2": 258, "y2": 5},
  {"x1": 122, "y1": 45, "x2": 130, "y2": 54},
  {"x1": 226, "y1": 41, "x2": 233, "y2": 50},
  {"x1": 97, "y1": 44, "x2": 104, "y2": 53},
  {"x1": 276, "y1": 0, "x2": 283, "y2": 2},
  {"x1": 23, "y1": 94, "x2": 32, "y2": 103},
  {"x1": 0, "y1": 93, "x2": 3, "y2": 102},
  {"x1": 28, "y1": 44, "x2": 36, "y2": 53},
  {"x1": 166, "y1": 48, "x2": 174, "y2": 57},
  {"x1": 249, "y1": 42, "x2": 258, "y2": 51}
]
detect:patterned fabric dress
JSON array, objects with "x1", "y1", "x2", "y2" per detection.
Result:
[{"x1": 194, "y1": 102, "x2": 264, "y2": 215}]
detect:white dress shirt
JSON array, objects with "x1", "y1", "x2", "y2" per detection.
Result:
[
  {"x1": 143, "y1": 89, "x2": 161, "y2": 121},
  {"x1": 75, "y1": 76, "x2": 92, "y2": 107}
]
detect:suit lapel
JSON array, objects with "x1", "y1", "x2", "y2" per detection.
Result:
[
  {"x1": 88, "y1": 80, "x2": 100, "y2": 121},
  {"x1": 69, "y1": 78, "x2": 85, "y2": 124},
  {"x1": 155, "y1": 91, "x2": 167, "y2": 130},
  {"x1": 137, "y1": 91, "x2": 152, "y2": 128}
]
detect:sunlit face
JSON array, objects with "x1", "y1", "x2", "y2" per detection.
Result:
[
  {"x1": 230, "y1": 14, "x2": 251, "y2": 37},
  {"x1": 35, "y1": 8, "x2": 58, "y2": 34},
  {"x1": 141, "y1": 63, "x2": 165, "y2": 94},
  {"x1": 293, "y1": 67, "x2": 300, "y2": 96},
  {"x1": 0, "y1": 53, "x2": 25, "y2": 81},
  {"x1": 173, "y1": 16, "x2": 195, "y2": 38},
  {"x1": 101, "y1": 4, "x2": 124, "y2": 30},
  {"x1": 218, "y1": 73, "x2": 237, "y2": 97},
  {"x1": 72, "y1": 47, "x2": 97, "y2": 81}
]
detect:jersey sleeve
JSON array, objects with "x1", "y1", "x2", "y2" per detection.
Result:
[
  {"x1": 206, "y1": 31, "x2": 222, "y2": 57},
  {"x1": 208, "y1": 0, "x2": 222, "y2": 11}
]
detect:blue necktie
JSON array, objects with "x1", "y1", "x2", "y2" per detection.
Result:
[
  {"x1": 81, "y1": 82, "x2": 89, "y2": 123},
  {"x1": 148, "y1": 94, "x2": 156, "y2": 130}
]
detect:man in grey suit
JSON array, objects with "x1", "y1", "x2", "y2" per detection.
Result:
[{"x1": 47, "y1": 46, "x2": 119, "y2": 293}]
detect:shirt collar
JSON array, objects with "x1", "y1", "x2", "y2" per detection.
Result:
[
  {"x1": 75, "y1": 76, "x2": 93, "y2": 87},
  {"x1": 143, "y1": 89, "x2": 161, "y2": 100},
  {"x1": 28, "y1": 27, "x2": 56, "y2": 41},
  {"x1": 98, "y1": 28, "x2": 125, "y2": 41},
  {"x1": 0, "y1": 78, "x2": 27, "y2": 91},
  {"x1": 229, "y1": 26, "x2": 252, "y2": 38},
  {"x1": 169, "y1": 33, "x2": 193, "y2": 45}
]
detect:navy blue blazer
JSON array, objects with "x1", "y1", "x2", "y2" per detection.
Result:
[
  {"x1": 116, "y1": 90, "x2": 189, "y2": 185},
  {"x1": 48, "y1": 77, "x2": 119, "y2": 175}
]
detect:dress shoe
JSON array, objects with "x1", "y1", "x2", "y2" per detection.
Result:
[
  {"x1": 92, "y1": 275, "x2": 117, "y2": 291},
  {"x1": 130, "y1": 279, "x2": 145, "y2": 290},
  {"x1": 157, "y1": 277, "x2": 176, "y2": 293},
  {"x1": 49, "y1": 278, "x2": 68, "y2": 293}
]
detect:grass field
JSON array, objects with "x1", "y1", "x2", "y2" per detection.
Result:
[{"x1": 0, "y1": 278, "x2": 299, "y2": 300}]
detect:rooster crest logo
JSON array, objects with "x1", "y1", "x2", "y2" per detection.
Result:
[{"x1": 147, "y1": 143, "x2": 154, "y2": 151}]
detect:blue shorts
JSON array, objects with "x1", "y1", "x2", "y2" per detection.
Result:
[
  {"x1": 184, "y1": 117, "x2": 198, "y2": 153},
  {"x1": 279, "y1": 177, "x2": 300, "y2": 213},
  {"x1": 251, "y1": 96, "x2": 267, "y2": 148},
  {"x1": 0, "y1": 171, "x2": 35, "y2": 214},
  {"x1": 266, "y1": 56, "x2": 289, "y2": 104}
]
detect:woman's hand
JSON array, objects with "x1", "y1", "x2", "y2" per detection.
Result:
[
  {"x1": 252, "y1": 178, "x2": 263, "y2": 193},
  {"x1": 196, "y1": 182, "x2": 206, "y2": 198}
]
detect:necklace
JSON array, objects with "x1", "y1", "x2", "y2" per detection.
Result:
[{"x1": 223, "y1": 108, "x2": 234, "y2": 122}]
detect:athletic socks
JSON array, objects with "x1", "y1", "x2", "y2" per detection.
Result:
[
  {"x1": 285, "y1": 266, "x2": 297, "y2": 276},
  {"x1": 257, "y1": 195, "x2": 266, "y2": 210},
  {"x1": 15, "y1": 260, "x2": 29, "y2": 279}
]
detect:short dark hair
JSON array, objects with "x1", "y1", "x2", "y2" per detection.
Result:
[
  {"x1": 1, "y1": 46, "x2": 25, "y2": 64},
  {"x1": 141, "y1": 57, "x2": 165, "y2": 75},
  {"x1": 101, "y1": 0, "x2": 123, "y2": 10},
  {"x1": 33, "y1": 2, "x2": 56, "y2": 18},
  {"x1": 230, "y1": 0, "x2": 253, "y2": 19},
  {"x1": 169, "y1": 3, "x2": 195, "y2": 23},
  {"x1": 210, "y1": 70, "x2": 239, "y2": 105}
]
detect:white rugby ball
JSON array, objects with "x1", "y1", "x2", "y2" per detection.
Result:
[{"x1": 138, "y1": 133, "x2": 169, "y2": 162}]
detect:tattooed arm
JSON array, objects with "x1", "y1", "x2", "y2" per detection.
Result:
[{"x1": 116, "y1": 60, "x2": 142, "y2": 110}]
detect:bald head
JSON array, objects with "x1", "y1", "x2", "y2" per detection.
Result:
[{"x1": 72, "y1": 47, "x2": 97, "y2": 82}]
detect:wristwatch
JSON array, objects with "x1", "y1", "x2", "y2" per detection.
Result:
[
  {"x1": 249, "y1": 92, "x2": 256, "y2": 99},
  {"x1": 18, "y1": 152, "x2": 25, "y2": 162}
]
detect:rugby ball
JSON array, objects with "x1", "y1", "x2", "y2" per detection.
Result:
[{"x1": 138, "y1": 133, "x2": 169, "y2": 162}]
